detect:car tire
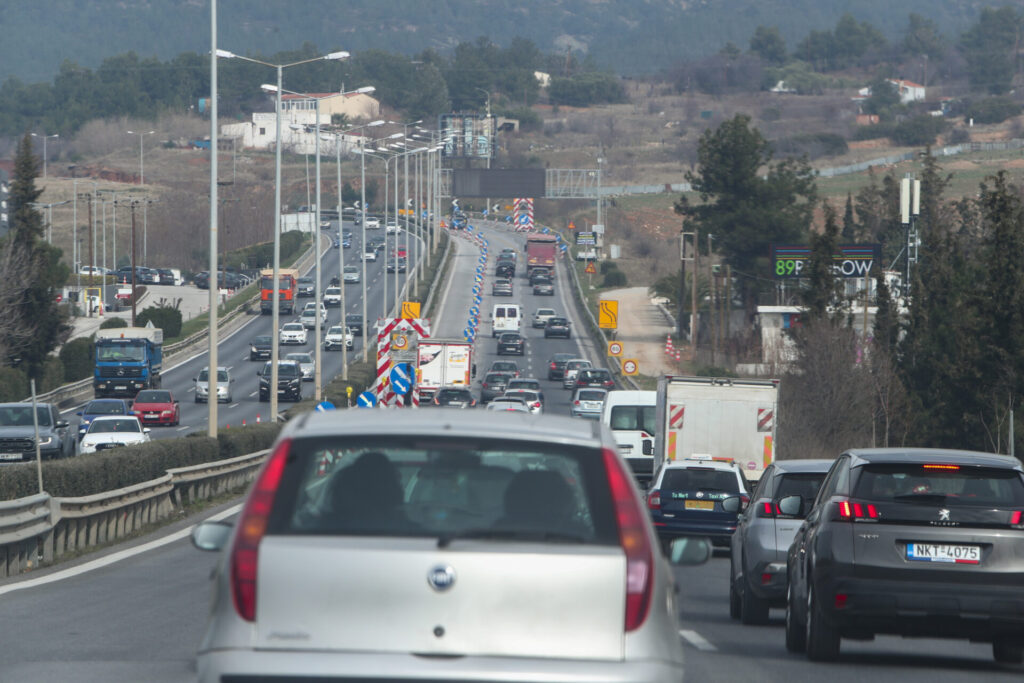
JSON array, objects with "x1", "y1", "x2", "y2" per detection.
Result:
[
  {"x1": 728, "y1": 559, "x2": 741, "y2": 620},
  {"x1": 785, "y1": 583, "x2": 806, "y2": 653},
  {"x1": 740, "y1": 576, "x2": 770, "y2": 625},
  {"x1": 259, "y1": 394, "x2": 268, "y2": 403},
  {"x1": 805, "y1": 583, "x2": 840, "y2": 661},
  {"x1": 194, "y1": 397, "x2": 201, "y2": 404},
  {"x1": 993, "y1": 639, "x2": 1024, "y2": 664}
]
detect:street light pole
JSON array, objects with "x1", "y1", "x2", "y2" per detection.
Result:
[
  {"x1": 207, "y1": 0, "x2": 219, "y2": 436},
  {"x1": 313, "y1": 98, "x2": 323, "y2": 401},
  {"x1": 126, "y1": 130, "x2": 155, "y2": 185},
  {"x1": 31, "y1": 132, "x2": 59, "y2": 179}
]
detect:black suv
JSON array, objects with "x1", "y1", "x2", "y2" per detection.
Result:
[
  {"x1": 257, "y1": 361, "x2": 304, "y2": 402},
  {"x1": 296, "y1": 277, "x2": 315, "y2": 297},
  {"x1": 345, "y1": 314, "x2": 363, "y2": 336},
  {"x1": 544, "y1": 317, "x2": 571, "y2": 338},
  {"x1": 785, "y1": 448, "x2": 1024, "y2": 664},
  {"x1": 249, "y1": 335, "x2": 273, "y2": 361},
  {"x1": 0, "y1": 403, "x2": 75, "y2": 461},
  {"x1": 496, "y1": 261, "x2": 515, "y2": 278},
  {"x1": 547, "y1": 353, "x2": 576, "y2": 380}
]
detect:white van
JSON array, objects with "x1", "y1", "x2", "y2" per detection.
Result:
[
  {"x1": 491, "y1": 304, "x2": 523, "y2": 337},
  {"x1": 601, "y1": 390, "x2": 658, "y2": 485}
]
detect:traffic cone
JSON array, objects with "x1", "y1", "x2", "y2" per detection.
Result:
[
  {"x1": 317, "y1": 454, "x2": 328, "y2": 476},
  {"x1": 256, "y1": 414, "x2": 260, "y2": 423},
  {"x1": 226, "y1": 424, "x2": 230, "y2": 429},
  {"x1": 665, "y1": 335, "x2": 673, "y2": 355},
  {"x1": 242, "y1": 419, "x2": 246, "y2": 427}
]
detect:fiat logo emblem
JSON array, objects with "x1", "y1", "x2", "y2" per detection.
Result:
[{"x1": 427, "y1": 565, "x2": 456, "y2": 592}]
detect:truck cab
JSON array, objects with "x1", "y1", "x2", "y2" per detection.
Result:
[{"x1": 93, "y1": 327, "x2": 164, "y2": 398}]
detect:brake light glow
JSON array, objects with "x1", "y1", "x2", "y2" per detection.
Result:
[
  {"x1": 837, "y1": 499, "x2": 879, "y2": 521},
  {"x1": 1011, "y1": 511, "x2": 1022, "y2": 527},
  {"x1": 230, "y1": 438, "x2": 291, "y2": 622},
  {"x1": 550, "y1": 362, "x2": 556, "y2": 369},
  {"x1": 834, "y1": 593, "x2": 848, "y2": 610},
  {"x1": 923, "y1": 464, "x2": 960, "y2": 470},
  {"x1": 647, "y1": 491, "x2": 661, "y2": 510},
  {"x1": 603, "y1": 447, "x2": 654, "y2": 632}
]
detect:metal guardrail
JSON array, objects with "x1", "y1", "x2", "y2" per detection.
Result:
[{"x1": 0, "y1": 449, "x2": 269, "y2": 579}]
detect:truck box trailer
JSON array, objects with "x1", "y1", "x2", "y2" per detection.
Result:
[{"x1": 415, "y1": 340, "x2": 475, "y2": 402}]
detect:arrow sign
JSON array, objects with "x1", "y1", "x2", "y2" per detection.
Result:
[
  {"x1": 357, "y1": 391, "x2": 377, "y2": 408},
  {"x1": 390, "y1": 363, "x2": 412, "y2": 395},
  {"x1": 315, "y1": 400, "x2": 336, "y2": 412},
  {"x1": 470, "y1": 306, "x2": 479, "y2": 316},
  {"x1": 560, "y1": 244, "x2": 568, "y2": 252}
]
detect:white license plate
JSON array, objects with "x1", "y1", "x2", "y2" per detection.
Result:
[
  {"x1": 907, "y1": 543, "x2": 981, "y2": 564},
  {"x1": 115, "y1": 386, "x2": 127, "y2": 391},
  {"x1": 146, "y1": 413, "x2": 159, "y2": 419},
  {"x1": 618, "y1": 444, "x2": 633, "y2": 453},
  {"x1": 0, "y1": 452, "x2": 23, "y2": 461}
]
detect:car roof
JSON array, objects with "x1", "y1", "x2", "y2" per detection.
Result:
[
  {"x1": 770, "y1": 458, "x2": 834, "y2": 473},
  {"x1": 843, "y1": 448, "x2": 1021, "y2": 470},
  {"x1": 663, "y1": 458, "x2": 740, "y2": 472}
]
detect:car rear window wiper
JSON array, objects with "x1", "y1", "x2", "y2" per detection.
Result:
[{"x1": 437, "y1": 528, "x2": 586, "y2": 548}]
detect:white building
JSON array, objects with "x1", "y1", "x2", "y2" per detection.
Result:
[
  {"x1": 221, "y1": 112, "x2": 368, "y2": 155},
  {"x1": 857, "y1": 79, "x2": 926, "y2": 104}
]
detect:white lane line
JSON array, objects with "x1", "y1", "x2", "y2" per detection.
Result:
[
  {"x1": 228, "y1": 402, "x2": 240, "y2": 409},
  {"x1": 0, "y1": 503, "x2": 243, "y2": 596},
  {"x1": 176, "y1": 425, "x2": 189, "y2": 432},
  {"x1": 248, "y1": 391, "x2": 258, "y2": 397},
  {"x1": 679, "y1": 630, "x2": 717, "y2": 651}
]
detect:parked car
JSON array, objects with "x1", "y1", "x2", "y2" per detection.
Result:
[
  {"x1": 194, "y1": 366, "x2": 234, "y2": 404},
  {"x1": 257, "y1": 360, "x2": 304, "y2": 402},
  {"x1": 533, "y1": 308, "x2": 557, "y2": 328},
  {"x1": 285, "y1": 352, "x2": 316, "y2": 381},
  {"x1": 544, "y1": 317, "x2": 572, "y2": 338},
  {"x1": 249, "y1": 335, "x2": 273, "y2": 361},
  {"x1": 131, "y1": 389, "x2": 180, "y2": 427},
  {"x1": 562, "y1": 359, "x2": 593, "y2": 389},
  {"x1": 496, "y1": 332, "x2": 525, "y2": 356},
  {"x1": 324, "y1": 325, "x2": 353, "y2": 350},
  {"x1": 432, "y1": 387, "x2": 477, "y2": 408},
  {"x1": 726, "y1": 459, "x2": 831, "y2": 625},
  {"x1": 76, "y1": 398, "x2": 132, "y2": 441},
  {"x1": 79, "y1": 415, "x2": 150, "y2": 454},
  {"x1": 784, "y1": 448, "x2": 1024, "y2": 663},
  {"x1": 279, "y1": 322, "x2": 308, "y2": 345},
  {"x1": 190, "y1": 411, "x2": 705, "y2": 683},
  {"x1": 547, "y1": 353, "x2": 577, "y2": 381},
  {"x1": 480, "y1": 371, "x2": 514, "y2": 404},
  {"x1": 0, "y1": 403, "x2": 75, "y2": 461},
  {"x1": 345, "y1": 314, "x2": 363, "y2": 336},
  {"x1": 571, "y1": 388, "x2": 608, "y2": 420},
  {"x1": 575, "y1": 367, "x2": 614, "y2": 390},
  {"x1": 157, "y1": 268, "x2": 176, "y2": 285}
]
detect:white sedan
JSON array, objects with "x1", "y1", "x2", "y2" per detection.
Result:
[
  {"x1": 80, "y1": 416, "x2": 151, "y2": 454},
  {"x1": 386, "y1": 221, "x2": 400, "y2": 234},
  {"x1": 324, "y1": 325, "x2": 354, "y2": 350},
  {"x1": 279, "y1": 322, "x2": 308, "y2": 345}
]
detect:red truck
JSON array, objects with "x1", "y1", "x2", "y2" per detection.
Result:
[
  {"x1": 525, "y1": 234, "x2": 558, "y2": 275},
  {"x1": 260, "y1": 268, "x2": 299, "y2": 314}
]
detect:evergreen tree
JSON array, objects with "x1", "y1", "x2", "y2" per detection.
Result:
[
  {"x1": 802, "y1": 204, "x2": 841, "y2": 323},
  {"x1": 749, "y1": 26, "x2": 786, "y2": 66},
  {"x1": 842, "y1": 192, "x2": 857, "y2": 241}
]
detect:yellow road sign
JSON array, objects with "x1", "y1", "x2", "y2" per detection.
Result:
[
  {"x1": 584, "y1": 261, "x2": 597, "y2": 275},
  {"x1": 401, "y1": 301, "x2": 421, "y2": 319},
  {"x1": 391, "y1": 332, "x2": 409, "y2": 350},
  {"x1": 621, "y1": 358, "x2": 639, "y2": 376},
  {"x1": 607, "y1": 340, "x2": 624, "y2": 357},
  {"x1": 598, "y1": 299, "x2": 618, "y2": 329}
]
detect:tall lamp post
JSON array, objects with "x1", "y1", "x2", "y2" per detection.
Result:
[
  {"x1": 125, "y1": 130, "x2": 156, "y2": 185},
  {"x1": 217, "y1": 47, "x2": 349, "y2": 419},
  {"x1": 31, "y1": 132, "x2": 59, "y2": 179}
]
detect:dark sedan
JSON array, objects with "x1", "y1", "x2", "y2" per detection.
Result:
[
  {"x1": 547, "y1": 352, "x2": 576, "y2": 380},
  {"x1": 432, "y1": 387, "x2": 477, "y2": 408},
  {"x1": 784, "y1": 448, "x2": 1024, "y2": 664},
  {"x1": 496, "y1": 332, "x2": 525, "y2": 356},
  {"x1": 529, "y1": 268, "x2": 552, "y2": 285},
  {"x1": 544, "y1": 317, "x2": 571, "y2": 338},
  {"x1": 575, "y1": 368, "x2": 614, "y2": 389},
  {"x1": 296, "y1": 277, "x2": 315, "y2": 297},
  {"x1": 345, "y1": 314, "x2": 363, "y2": 336},
  {"x1": 480, "y1": 371, "x2": 514, "y2": 403},
  {"x1": 249, "y1": 335, "x2": 273, "y2": 361},
  {"x1": 533, "y1": 280, "x2": 555, "y2": 296}
]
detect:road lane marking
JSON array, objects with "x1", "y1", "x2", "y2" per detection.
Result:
[
  {"x1": 228, "y1": 403, "x2": 240, "y2": 409},
  {"x1": 176, "y1": 425, "x2": 189, "y2": 431},
  {"x1": 0, "y1": 503, "x2": 243, "y2": 596},
  {"x1": 679, "y1": 630, "x2": 717, "y2": 651}
]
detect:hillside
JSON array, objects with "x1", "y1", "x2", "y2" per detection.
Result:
[{"x1": 0, "y1": 0, "x2": 985, "y2": 83}]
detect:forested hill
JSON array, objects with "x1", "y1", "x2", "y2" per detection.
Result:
[{"x1": 1, "y1": 0, "x2": 984, "y2": 83}]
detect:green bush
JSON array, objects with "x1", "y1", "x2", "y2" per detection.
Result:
[
  {"x1": 137, "y1": 305, "x2": 183, "y2": 338},
  {"x1": 601, "y1": 269, "x2": 628, "y2": 287},
  {"x1": 772, "y1": 132, "x2": 848, "y2": 159},
  {"x1": 851, "y1": 123, "x2": 895, "y2": 141},
  {"x1": 39, "y1": 357, "x2": 65, "y2": 393},
  {"x1": 99, "y1": 317, "x2": 128, "y2": 329},
  {"x1": 599, "y1": 260, "x2": 618, "y2": 274},
  {"x1": 0, "y1": 366, "x2": 28, "y2": 402},
  {"x1": 966, "y1": 97, "x2": 1022, "y2": 125},
  {"x1": 890, "y1": 115, "x2": 946, "y2": 146},
  {"x1": 60, "y1": 337, "x2": 95, "y2": 382}
]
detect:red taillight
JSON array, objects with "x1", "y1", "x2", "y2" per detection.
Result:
[
  {"x1": 603, "y1": 447, "x2": 654, "y2": 632},
  {"x1": 835, "y1": 593, "x2": 848, "y2": 610},
  {"x1": 230, "y1": 438, "x2": 291, "y2": 622},
  {"x1": 482, "y1": 382, "x2": 489, "y2": 389},
  {"x1": 756, "y1": 500, "x2": 777, "y2": 518},
  {"x1": 550, "y1": 362, "x2": 556, "y2": 369},
  {"x1": 574, "y1": 400, "x2": 581, "y2": 406},
  {"x1": 533, "y1": 402, "x2": 541, "y2": 409},
  {"x1": 433, "y1": 397, "x2": 440, "y2": 405},
  {"x1": 1011, "y1": 511, "x2": 1023, "y2": 526},
  {"x1": 836, "y1": 499, "x2": 878, "y2": 521},
  {"x1": 647, "y1": 491, "x2": 661, "y2": 510},
  {"x1": 923, "y1": 464, "x2": 959, "y2": 470}
]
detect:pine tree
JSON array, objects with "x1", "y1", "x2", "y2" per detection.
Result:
[
  {"x1": 841, "y1": 192, "x2": 856, "y2": 241},
  {"x1": 802, "y1": 205, "x2": 842, "y2": 323}
]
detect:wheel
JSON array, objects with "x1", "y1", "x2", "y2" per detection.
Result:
[
  {"x1": 194, "y1": 397, "x2": 200, "y2": 404},
  {"x1": 993, "y1": 639, "x2": 1024, "y2": 664},
  {"x1": 259, "y1": 394, "x2": 269, "y2": 403},
  {"x1": 805, "y1": 583, "x2": 840, "y2": 661},
  {"x1": 728, "y1": 558, "x2": 741, "y2": 620},
  {"x1": 785, "y1": 583, "x2": 806, "y2": 653},
  {"x1": 740, "y1": 575, "x2": 770, "y2": 625}
]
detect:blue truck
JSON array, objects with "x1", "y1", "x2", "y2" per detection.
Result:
[{"x1": 93, "y1": 327, "x2": 164, "y2": 398}]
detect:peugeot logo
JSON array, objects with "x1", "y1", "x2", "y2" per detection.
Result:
[
  {"x1": 427, "y1": 565, "x2": 456, "y2": 592},
  {"x1": 938, "y1": 509, "x2": 950, "y2": 521}
]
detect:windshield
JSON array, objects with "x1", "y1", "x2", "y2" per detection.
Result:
[
  {"x1": 609, "y1": 405, "x2": 657, "y2": 433},
  {"x1": 327, "y1": 327, "x2": 343, "y2": 335},
  {"x1": 253, "y1": 336, "x2": 271, "y2": 345},
  {"x1": 269, "y1": 436, "x2": 618, "y2": 543},
  {"x1": 87, "y1": 418, "x2": 141, "y2": 434},
  {"x1": 0, "y1": 406, "x2": 52, "y2": 427},
  {"x1": 278, "y1": 364, "x2": 300, "y2": 377},
  {"x1": 577, "y1": 390, "x2": 606, "y2": 401},
  {"x1": 96, "y1": 343, "x2": 146, "y2": 362},
  {"x1": 853, "y1": 464, "x2": 1024, "y2": 507},
  {"x1": 84, "y1": 400, "x2": 125, "y2": 415},
  {"x1": 775, "y1": 472, "x2": 827, "y2": 501},
  {"x1": 261, "y1": 276, "x2": 293, "y2": 290},
  {"x1": 283, "y1": 324, "x2": 302, "y2": 331},
  {"x1": 134, "y1": 390, "x2": 171, "y2": 403}
]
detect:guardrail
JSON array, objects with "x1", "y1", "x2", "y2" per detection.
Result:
[{"x1": 0, "y1": 449, "x2": 269, "y2": 579}]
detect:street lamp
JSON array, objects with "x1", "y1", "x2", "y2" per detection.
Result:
[
  {"x1": 31, "y1": 132, "x2": 59, "y2": 178},
  {"x1": 125, "y1": 130, "x2": 156, "y2": 185},
  {"x1": 218, "y1": 47, "x2": 349, "y2": 419}
]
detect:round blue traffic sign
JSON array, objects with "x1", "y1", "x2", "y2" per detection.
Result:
[
  {"x1": 357, "y1": 391, "x2": 377, "y2": 408},
  {"x1": 315, "y1": 400, "x2": 336, "y2": 412}
]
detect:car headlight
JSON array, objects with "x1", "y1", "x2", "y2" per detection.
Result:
[
  {"x1": 250, "y1": 346, "x2": 257, "y2": 353},
  {"x1": 161, "y1": 410, "x2": 174, "y2": 416},
  {"x1": 37, "y1": 436, "x2": 54, "y2": 446}
]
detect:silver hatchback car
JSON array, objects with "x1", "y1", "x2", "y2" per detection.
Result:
[
  {"x1": 726, "y1": 459, "x2": 832, "y2": 624},
  {"x1": 192, "y1": 411, "x2": 708, "y2": 682}
]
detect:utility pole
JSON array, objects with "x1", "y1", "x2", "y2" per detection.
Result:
[
  {"x1": 88, "y1": 193, "x2": 94, "y2": 316},
  {"x1": 130, "y1": 201, "x2": 138, "y2": 326},
  {"x1": 708, "y1": 233, "x2": 715, "y2": 366}
]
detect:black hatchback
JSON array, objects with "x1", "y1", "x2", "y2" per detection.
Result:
[
  {"x1": 496, "y1": 333, "x2": 525, "y2": 356},
  {"x1": 785, "y1": 448, "x2": 1024, "y2": 664},
  {"x1": 544, "y1": 317, "x2": 571, "y2": 338},
  {"x1": 345, "y1": 314, "x2": 363, "y2": 335},
  {"x1": 547, "y1": 353, "x2": 576, "y2": 380},
  {"x1": 249, "y1": 335, "x2": 273, "y2": 360}
]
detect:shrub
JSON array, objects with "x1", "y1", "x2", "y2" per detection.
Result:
[
  {"x1": 39, "y1": 357, "x2": 65, "y2": 393},
  {"x1": 949, "y1": 128, "x2": 970, "y2": 144},
  {"x1": 0, "y1": 366, "x2": 28, "y2": 402},
  {"x1": 851, "y1": 122, "x2": 895, "y2": 141},
  {"x1": 772, "y1": 132, "x2": 848, "y2": 159},
  {"x1": 60, "y1": 337, "x2": 95, "y2": 382},
  {"x1": 601, "y1": 269, "x2": 628, "y2": 287},
  {"x1": 99, "y1": 317, "x2": 128, "y2": 329},
  {"x1": 599, "y1": 260, "x2": 618, "y2": 274},
  {"x1": 890, "y1": 115, "x2": 946, "y2": 146},
  {"x1": 137, "y1": 305, "x2": 183, "y2": 338},
  {"x1": 967, "y1": 97, "x2": 1022, "y2": 125}
]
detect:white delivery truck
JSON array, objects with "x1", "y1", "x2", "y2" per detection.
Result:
[
  {"x1": 601, "y1": 390, "x2": 658, "y2": 486},
  {"x1": 415, "y1": 339, "x2": 475, "y2": 402},
  {"x1": 654, "y1": 376, "x2": 779, "y2": 483}
]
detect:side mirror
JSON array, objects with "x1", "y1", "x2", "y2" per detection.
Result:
[
  {"x1": 190, "y1": 520, "x2": 234, "y2": 552},
  {"x1": 75, "y1": 411, "x2": 83, "y2": 417},
  {"x1": 193, "y1": 377, "x2": 198, "y2": 383},
  {"x1": 174, "y1": 400, "x2": 179, "y2": 404},
  {"x1": 721, "y1": 496, "x2": 746, "y2": 513},
  {"x1": 143, "y1": 428, "x2": 151, "y2": 434},
  {"x1": 668, "y1": 537, "x2": 713, "y2": 566},
  {"x1": 778, "y1": 495, "x2": 804, "y2": 517}
]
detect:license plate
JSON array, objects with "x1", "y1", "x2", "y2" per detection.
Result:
[
  {"x1": 0, "y1": 453, "x2": 23, "y2": 461},
  {"x1": 146, "y1": 413, "x2": 159, "y2": 419},
  {"x1": 115, "y1": 385, "x2": 127, "y2": 391},
  {"x1": 685, "y1": 500, "x2": 716, "y2": 511},
  {"x1": 618, "y1": 444, "x2": 633, "y2": 453},
  {"x1": 907, "y1": 543, "x2": 981, "y2": 564}
]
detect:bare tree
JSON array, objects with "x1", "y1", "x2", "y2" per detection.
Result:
[{"x1": 0, "y1": 241, "x2": 40, "y2": 361}]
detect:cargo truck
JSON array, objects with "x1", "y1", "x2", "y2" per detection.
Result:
[
  {"x1": 260, "y1": 268, "x2": 299, "y2": 314},
  {"x1": 654, "y1": 376, "x2": 779, "y2": 483},
  {"x1": 525, "y1": 234, "x2": 558, "y2": 276},
  {"x1": 94, "y1": 327, "x2": 164, "y2": 398},
  {"x1": 415, "y1": 340, "x2": 475, "y2": 403}
]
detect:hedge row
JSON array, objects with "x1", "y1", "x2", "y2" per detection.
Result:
[{"x1": 0, "y1": 422, "x2": 281, "y2": 500}]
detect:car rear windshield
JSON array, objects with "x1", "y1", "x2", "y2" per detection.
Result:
[
  {"x1": 484, "y1": 373, "x2": 510, "y2": 385},
  {"x1": 853, "y1": 463, "x2": 1024, "y2": 507},
  {"x1": 609, "y1": 405, "x2": 656, "y2": 433},
  {"x1": 437, "y1": 389, "x2": 472, "y2": 402},
  {"x1": 578, "y1": 390, "x2": 606, "y2": 401},
  {"x1": 774, "y1": 472, "x2": 826, "y2": 501},
  {"x1": 662, "y1": 467, "x2": 740, "y2": 493},
  {"x1": 268, "y1": 436, "x2": 619, "y2": 544}
]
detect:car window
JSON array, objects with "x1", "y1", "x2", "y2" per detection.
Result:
[
  {"x1": 484, "y1": 373, "x2": 510, "y2": 385},
  {"x1": 662, "y1": 467, "x2": 741, "y2": 493},
  {"x1": 853, "y1": 464, "x2": 1024, "y2": 506},
  {"x1": 88, "y1": 419, "x2": 141, "y2": 433},
  {"x1": 269, "y1": 436, "x2": 618, "y2": 544},
  {"x1": 749, "y1": 465, "x2": 774, "y2": 500},
  {"x1": 85, "y1": 401, "x2": 125, "y2": 415},
  {"x1": 578, "y1": 390, "x2": 606, "y2": 401},
  {"x1": 774, "y1": 472, "x2": 827, "y2": 502},
  {"x1": 813, "y1": 456, "x2": 848, "y2": 508},
  {"x1": 609, "y1": 405, "x2": 657, "y2": 432}
]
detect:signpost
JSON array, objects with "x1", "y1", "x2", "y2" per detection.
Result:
[{"x1": 598, "y1": 299, "x2": 618, "y2": 329}]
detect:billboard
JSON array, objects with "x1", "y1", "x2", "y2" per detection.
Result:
[
  {"x1": 771, "y1": 244, "x2": 882, "y2": 279},
  {"x1": 439, "y1": 113, "x2": 495, "y2": 159},
  {"x1": 452, "y1": 169, "x2": 545, "y2": 198}
]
